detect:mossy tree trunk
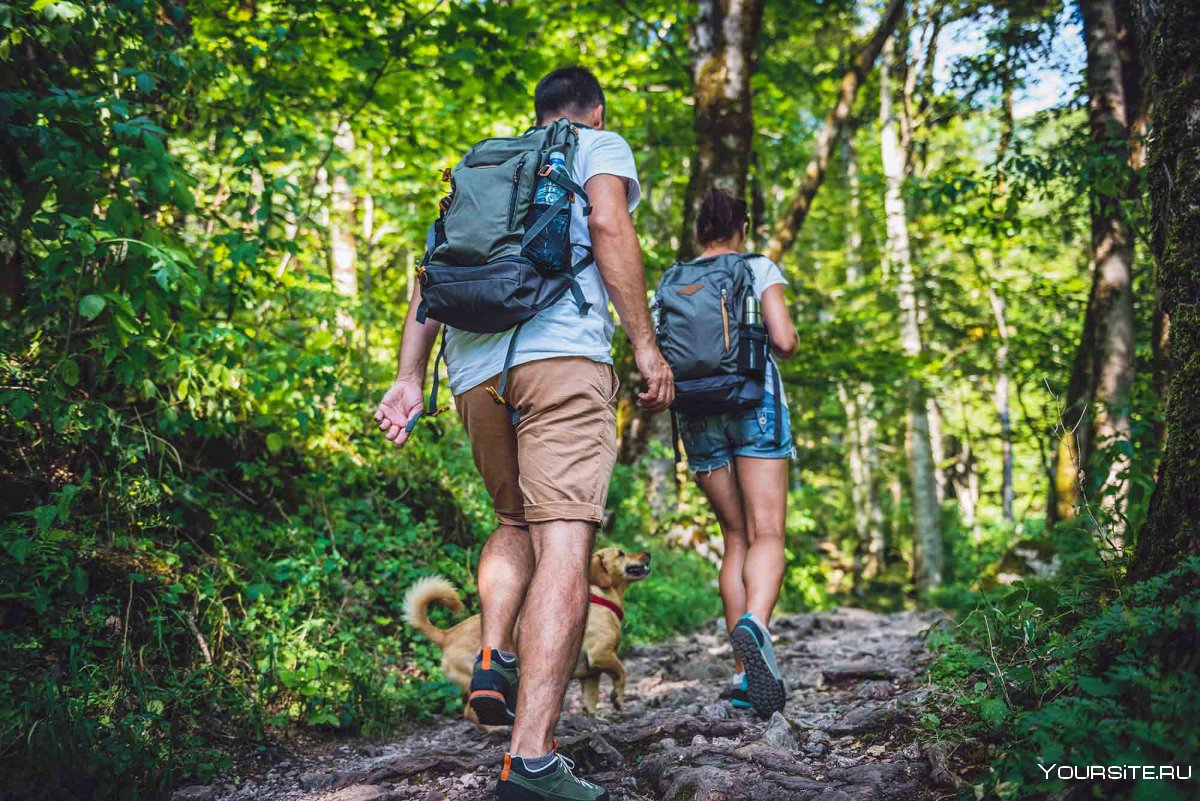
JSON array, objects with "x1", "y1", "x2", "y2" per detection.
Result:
[
  {"x1": 1050, "y1": 0, "x2": 1141, "y2": 533},
  {"x1": 679, "y1": 0, "x2": 765, "y2": 261},
  {"x1": 1129, "y1": 0, "x2": 1200, "y2": 580}
]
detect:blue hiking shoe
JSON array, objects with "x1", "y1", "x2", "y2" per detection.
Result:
[{"x1": 729, "y1": 614, "x2": 787, "y2": 717}]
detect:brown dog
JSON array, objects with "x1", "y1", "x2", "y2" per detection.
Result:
[{"x1": 403, "y1": 547, "x2": 651, "y2": 719}]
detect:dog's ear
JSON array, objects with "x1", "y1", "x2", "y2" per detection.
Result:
[{"x1": 589, "y1": 552, "x2": 613, "y2": 589}]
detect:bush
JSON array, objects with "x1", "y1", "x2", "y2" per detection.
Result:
[{"x1": 929, "y1": 545, "x2": 1200, "y2": 801}]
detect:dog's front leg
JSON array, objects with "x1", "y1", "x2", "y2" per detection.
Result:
[{"x1": 588, "y1": 653, "x2": 627, "y2": 712}]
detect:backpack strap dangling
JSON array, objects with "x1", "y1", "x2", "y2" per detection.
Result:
[
  {"x1": 566, "y1": 247, "x2": 595, "y2": 316},
  {"x1": 485, "y1": 323, "x2": 524, "y2": 426},
  {"x1": 671, "y1": 410, "x2": 683, "y2": 465},
  {"x1": 769, "y1": 356, "x2": 784, "y2": 445},
  {"x1": 405, "y1": 328, "x2": 449, "y2": 435}
]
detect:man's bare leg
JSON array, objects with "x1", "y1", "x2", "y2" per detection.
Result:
[
  {"x1": 478, "y1": 523, "x2": 534, "y2": 652},
  {"x1": 509, "y1": 519, "x2": 595, "y2": 757}
]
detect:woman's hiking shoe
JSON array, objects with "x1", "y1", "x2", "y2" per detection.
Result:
[
  {"x1": 730, "y1": 672, "x2": 752, "y2": 710},
  {"x1": 495, "y1": 752, "x2": 609, "y2": 800},
  {"x1": 729, "y1": 614, "x2": 787, "y2": 717},
  {"x1": 470, "y1": 648, "x2": 519, "y2": 726}
]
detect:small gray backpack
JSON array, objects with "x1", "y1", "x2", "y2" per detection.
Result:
[
  {"x1": 654, "y1": 253, "x2": 782, "y2": 455},
  {"x1": 410, "y1": 118, "x2": 594, "y2": 428}
]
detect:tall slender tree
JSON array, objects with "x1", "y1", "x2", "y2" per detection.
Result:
[
  {"x1": 765, "y1": 0, "x2": 905, "y2": 261},
  {"x1": 1050, "y1": 0, "x2": 1141, "y2": 532},
  {"x1": 880, "y1": 33, "x2": 943, "y2": 591}
]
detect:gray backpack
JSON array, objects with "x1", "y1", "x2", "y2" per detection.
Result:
[
  {"x1": 654, "y1": 253, "x2": 782, "y2": 456},
  {"x1": 409, "y1": 118, "x2": 594, "y2": 429}
]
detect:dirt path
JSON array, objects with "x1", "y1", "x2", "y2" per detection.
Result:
[{"x1": 177, "y1": 608, "x2": 953, "y2": 801}]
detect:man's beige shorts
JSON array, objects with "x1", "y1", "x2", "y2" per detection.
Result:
[{"x1": 454, "y1": 357, "x2": 619, "y2": 527}]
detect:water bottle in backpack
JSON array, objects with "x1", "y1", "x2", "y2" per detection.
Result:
[{"x1": 525, "y1": 151, "x2": 571, "y2": 271}]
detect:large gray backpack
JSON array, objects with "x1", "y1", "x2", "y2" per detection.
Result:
[
  {"x1": 654, "y1": 253, "x2": 782, "y2": 456},
  {"x1": 410, "y1": 118, "x2": 594, "y2": 429}
]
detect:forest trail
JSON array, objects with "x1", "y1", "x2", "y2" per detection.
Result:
[{"x1": 180, "y1": 608, "x2": 956, "y2": 801}]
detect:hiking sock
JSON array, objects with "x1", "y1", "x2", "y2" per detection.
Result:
[
  {"x1": 730, "y1": 671, "x2": 751, "y2": 709},
  {"x1": 512, "y1": 752, "x2": 557, "y2": 774}
]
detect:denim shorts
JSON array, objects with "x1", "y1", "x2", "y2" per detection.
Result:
[{"x1": 679, "y1": 386, "x2": 795, "y2": 473}]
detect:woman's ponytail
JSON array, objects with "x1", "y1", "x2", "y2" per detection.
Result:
[{"x1": 696, "y1": 188, "x2": 749, "y2": 247}]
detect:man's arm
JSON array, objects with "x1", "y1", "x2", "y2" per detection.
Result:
[
  {"x1": 375, "y1": 282, "x2": 441, "y2": 446},
  {"x1": 586, "y1": 173, "x2": 673, "y2": 412}
]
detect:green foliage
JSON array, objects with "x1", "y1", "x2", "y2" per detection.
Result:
[
  {"x1": 0, "y1": 0, "x2": 1187, "y2": 798},
  {"x1": 930, "y1": 547, "x2": 1200, "y2": 800}
]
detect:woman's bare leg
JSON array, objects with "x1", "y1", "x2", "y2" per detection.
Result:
[
  {"x1": 694, "y1": 464, "x2": 749, "y2": 671},
  {"x1": 734, "y1": 456, "x2": 789, "y2": 625}
]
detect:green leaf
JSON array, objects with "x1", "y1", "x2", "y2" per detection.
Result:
[
  {"x1": 1078, "y1": 676, "x2": 1120, "y2": 697},
  {"x1": 979, "y1": 697, "x2": 1009, "y2": 726},
  {"x1": 78, "y1": 294, "x2": 106, "y2": 320},
  {"x1": 60, "y1": 359, "x2": 79, "y2": 387},
  {"x1": 266, "y1": 432, "x2": 284, "y2": 453},
  {"x1": 8, "y1": 539, "x2": 30, "y2": 566},
  {"x1": 177, "y1": 377, "x2": 190, "y2": 400}
]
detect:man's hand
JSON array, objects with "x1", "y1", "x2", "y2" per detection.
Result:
[
  {"x1": 634, "y1": 344, "x2": 674, "y2": 412},
  {"x1": 375, "y1": 379, "x2": 425, "y2": 446}
]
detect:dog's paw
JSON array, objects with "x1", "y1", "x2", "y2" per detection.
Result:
[{"x1": 610, "y1": 691, "x2": 624, "y2": 711}]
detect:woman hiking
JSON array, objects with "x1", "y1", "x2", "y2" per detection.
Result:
[{"x1": 676, "y1": 188, "x2": 798, "y2": 717}]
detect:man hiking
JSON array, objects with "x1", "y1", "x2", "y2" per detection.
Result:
[{"x1": 375, "y1": 66, "x2": 672, "y2": 801}]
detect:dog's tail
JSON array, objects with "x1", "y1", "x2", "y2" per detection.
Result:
[{"x1": 402, "y1": 575, "x2": 463, "y2": 647}]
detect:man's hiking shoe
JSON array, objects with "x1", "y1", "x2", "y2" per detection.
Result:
[
  {"x1": 730, "y1": 672, "x2": 752, "y2": 710},
  {"x1": 496, "y1": 752, "x2": 609, "y2": 800},
  {"x1": 470, "y1": 648, "x2": 519, "y2": 726},
  {"x1": 729, "y1": 614, "x2": 787, "y2": 717}
]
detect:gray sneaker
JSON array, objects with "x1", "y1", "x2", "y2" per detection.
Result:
[{"x1": 729, "y1": 614, "x2": 787, "y2": 717}]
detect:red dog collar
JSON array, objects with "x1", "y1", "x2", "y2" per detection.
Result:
[{"x1": 589, "y1": 593, "x2": 624, "y2": 623}]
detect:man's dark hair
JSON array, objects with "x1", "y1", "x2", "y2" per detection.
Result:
[
  {"x1": 534, "y1": 66, "x2": 605, "y2": 122},
  {"x1": 697, "y1": 188, "x2": 749, "y2": 246}
]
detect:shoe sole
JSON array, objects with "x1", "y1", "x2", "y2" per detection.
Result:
[
  {"x1": 469, "y1": 689, "x2": 515, "y2": 726},
  {"x1": 730, "y1": 626, "x2": 786, "y2": 718}
]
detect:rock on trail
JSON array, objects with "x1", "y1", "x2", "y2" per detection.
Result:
[{"x1": 188, "y1": 608, "x2": 952, "y2": 801}]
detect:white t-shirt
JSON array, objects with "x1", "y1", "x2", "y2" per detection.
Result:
[{"x1": 443, "y1": 128, "x2": 641, "y2": 395}]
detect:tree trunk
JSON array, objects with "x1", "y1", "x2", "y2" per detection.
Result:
[
  {"x1": 328, "y1": 124, "x2": 358, "y2": 337},
  {"x1": 840, "y1": 128, "x2": 885, "y2": 589},
  {"x1": 990, "y1": 288, "x2": 1016, "y2": 521},
  {"x1": 679, "y1": 0, "x2": 765, "y2": 261},
  {"x1": 990, "y1": 48, "x2": 1017, "y2": 523},
  {"x1": 764, "y1": 0, "x2": 905, "y2": 262},
  {"x1": 621, "y1": 0, "x2": 765, "y2": 504},
  {"x1": 1129, "y1": 0, "x2": 1200, "y2": 580},
  {"x1": 1052, "y1": 0, "x2": 1139, "y2": 533},
  {"x1": 881, "y1": 33, "x2": 942, "y2": 592}
]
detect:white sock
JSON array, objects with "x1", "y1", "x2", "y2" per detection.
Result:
[{"x1": 732, "y1": 671, "x2": 745, "y2": 685}]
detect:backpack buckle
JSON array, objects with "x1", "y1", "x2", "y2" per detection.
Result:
[
  {"x1": 416, "y1": 265, "x2": 428, "y2": 285},
  {"x1": 485, "y1": 385, "x2": 507, "y2": 406},
  {"x1": 538, "y1": 165, "x2": 553, "y2": 178},
  {"x1": 440, "y1": 167, "x2": 452, "y2": 182}
]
